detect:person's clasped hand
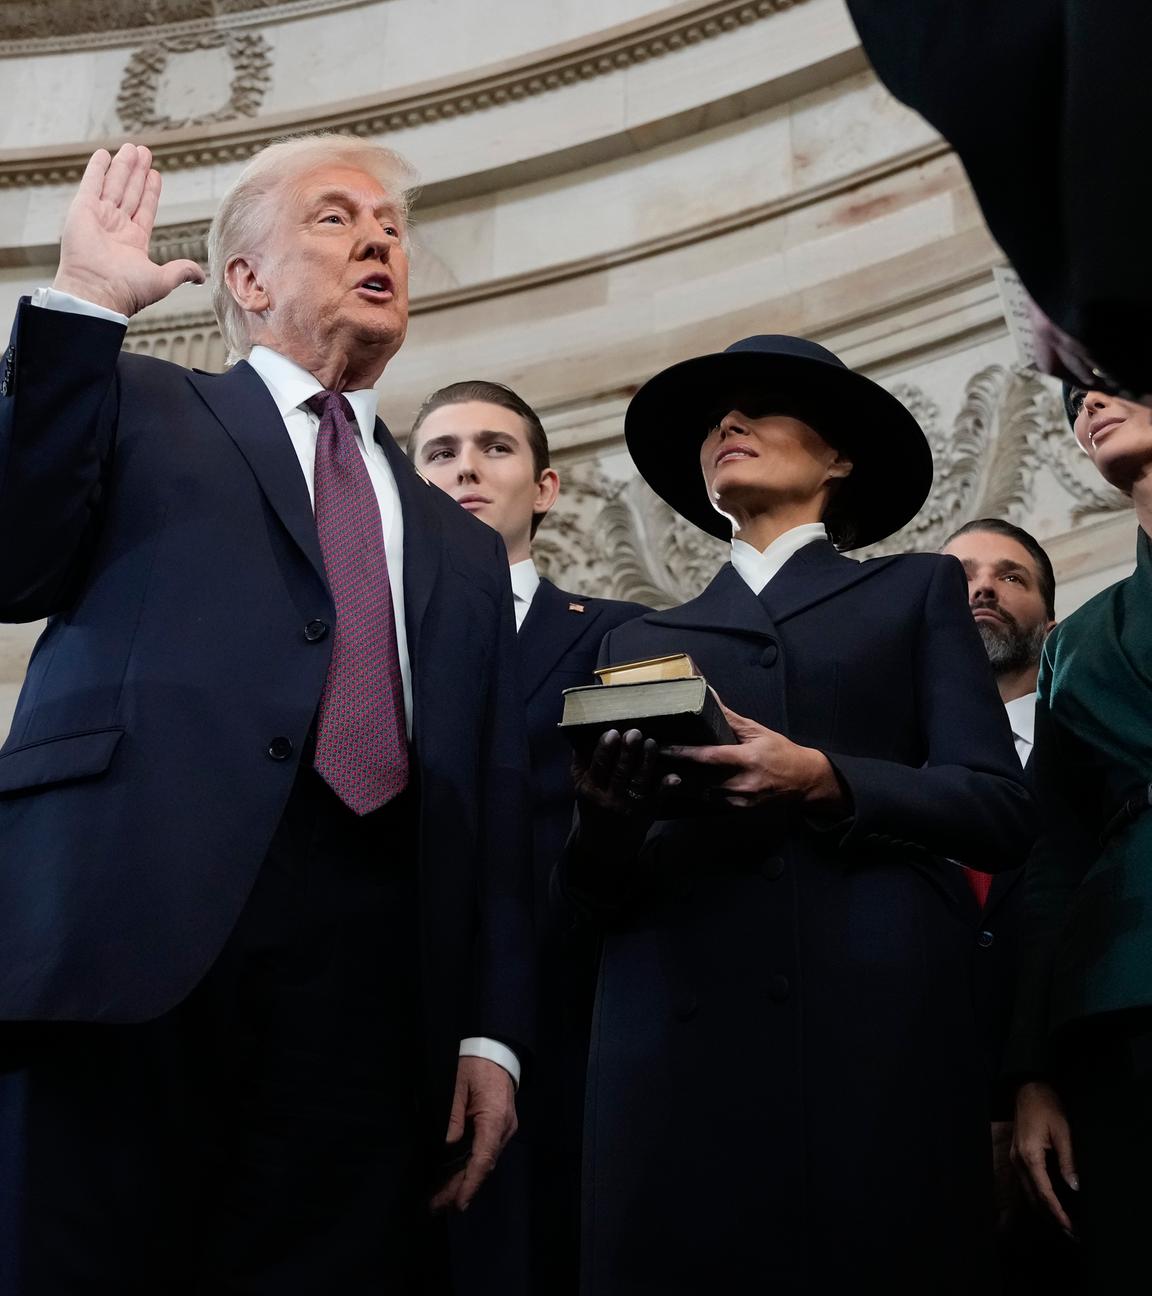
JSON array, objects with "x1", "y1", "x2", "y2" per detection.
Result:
[{"x1": 665, "y1": 701, "x2": 845, "y2": 811}]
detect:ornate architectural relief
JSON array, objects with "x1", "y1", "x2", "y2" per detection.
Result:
[
  {"x1": 535, "y1": 365, "x2": 1131, "y2": 606},
  {"x1": 0, "y1": 0, "x2": 369, "y2": 55},
  {"x1": 117, "y1": 31, "x2": 272, "y2": 132},
  {"x1": 862, "y1": 367, "x2": 1129, "y2": 557},
  {"x1": 0, "y1": 0, "x2": 807, "y2": 187}
]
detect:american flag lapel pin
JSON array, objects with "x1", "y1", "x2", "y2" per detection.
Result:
[{"x1": 568, "y1": 602, "x2": 586, "y2": 613}]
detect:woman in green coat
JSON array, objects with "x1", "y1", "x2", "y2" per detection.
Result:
[{"x1": 1011, "y1": 385, "x2": 1152, "y2": 1287}]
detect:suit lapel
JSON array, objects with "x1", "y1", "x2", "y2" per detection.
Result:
[
  {"x1": 519, "y1": 579, "x2": 601, "y2": 701},
  {"x1": 186, "y1": 362, "x2": 325, "y2": 583},
  {"x1": 642, "y1": 562, "x2": 780, "y2": 639},
  {"x1": 758, "y1": 540, "x2": 898, "y2": 625},
  {"x1": 373, "y1": 421, "x2": 443, "y2": 668}
]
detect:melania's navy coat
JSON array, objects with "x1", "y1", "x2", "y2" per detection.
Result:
[{"x1": 565, "y1": 540, "x2": 1035, "y2": 1295}]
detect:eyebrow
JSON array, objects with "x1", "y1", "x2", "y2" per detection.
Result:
[
  {"x1": 959, "y1": 556, "x2": 1032, "y2": 579},
  {"x1": 306, "y1": 188, "x2": 404, "y2": 224},
  {"x1": 418, "y1": 429, "x2": 520, "y2": 454}
]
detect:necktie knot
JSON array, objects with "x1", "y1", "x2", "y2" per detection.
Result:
[{"x1": 305, "y1": 390, "x2": 355, "y2": 425}]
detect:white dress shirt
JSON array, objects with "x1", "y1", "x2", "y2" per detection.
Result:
[
  {"x1": 30, "y1": 289, "x2": 519, "y2": 1087},
  {"x1": 730, "y1": 522, "x2": 831, "y2": 594},
  {"x1": 509, "y1": 558, "x2": 541, "y2": 632},
  {"x1": 1004, "y1": 691, "x2": 1036, "y2": 768}
]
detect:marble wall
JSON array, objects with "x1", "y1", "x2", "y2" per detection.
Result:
[{"x1": 0, "y1": 0, "x2": 1136, "y2": 739}]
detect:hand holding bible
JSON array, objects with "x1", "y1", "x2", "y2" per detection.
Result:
[
  {"x1": 664, "y1": 702, "x2": 845, "y2": 811},
  {"x1": 53, "y1": 143, "x2": 205, "y2": 317}
]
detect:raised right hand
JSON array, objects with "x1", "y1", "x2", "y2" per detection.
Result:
[
  {"x1": 1011, "y1": 1080, "x2": 1078, "y2": 1234},
  {"x1": 53, "y1": 143, "x2": 205, "y2": 317}
]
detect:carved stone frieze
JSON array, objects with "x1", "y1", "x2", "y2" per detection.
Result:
[
  {"x1": 861, "y1": 366, "x2": 1129, "y2": 557},
  {"x1": 1, "y1": 0, "x2": 370, "y2": 55},
  {"x1": 0, "y1": 0, "x2": 807, "y2": 187},
  {"x1": 117, "y1": 30, "x2": 272, "y2": 132}
]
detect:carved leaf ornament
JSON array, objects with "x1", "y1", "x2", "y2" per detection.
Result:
[{"x1": 117, "y1": 31, "x2": 272, "y2": 132}]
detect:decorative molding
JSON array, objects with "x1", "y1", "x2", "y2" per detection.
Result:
[
  {"x1": 0, "y1": 0, "x2": 808, "y2": 188},
  {"x1": 99, "y1": 136, "x2": 946, "y2": 320},
  {"x1": 117, "y1": 31, "x2": 272, "y2": 132},
  {"x1": 0, "y1": 0, "x2": 371, "y2": 56}
]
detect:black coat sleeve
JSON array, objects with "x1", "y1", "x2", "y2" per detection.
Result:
[
  {"x1": 829, "y1": 555, "x2": 1036, "y2": 872},
  {"x1": 471, "y1": 534, "x2": 536, "y2": 1057},
  {"x1": 0, "y1": 300, "x2": 124, "y2": 622},
  {"x1": 558, "y1": 624, "x2": 659, "y2": 920},
  {"x1": 1003, "y1": 685, "x2": 1102, "y2": 1078}
]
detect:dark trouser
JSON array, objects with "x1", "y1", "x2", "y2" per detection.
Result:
[
  {"x1": 0, "y1": 770, "x2": 443, "y2": 1296},
  {"x1": 1058, "y1": 1011, "x2": 1152, "y2": 1294}
]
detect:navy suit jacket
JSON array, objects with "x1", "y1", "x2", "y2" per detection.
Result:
[
  {"x1": 0, "y1": 301, "x2": 533, "y2": 1111},
  {"x1": 518, "y1": 578, "x2": 648, "y2": 935}
]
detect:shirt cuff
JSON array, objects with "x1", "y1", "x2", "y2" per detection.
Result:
[
  {"x1": 459, "y1": 1037, "x2": 521, "y2": 1088},
  {"x1": 31, "y1": 286, "x2": 129, "y2": 328}
]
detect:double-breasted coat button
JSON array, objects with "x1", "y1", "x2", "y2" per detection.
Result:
[
  {"x1": 759, "y1": 642, "x2": 779, "y2": 668},
  {"x1": 674, "y1": 995, "x2": 699, "y2": 1022},
  {"x1": 267, "y1": 736, "x2": 293, "y2": 761},
  {"x1": 303, "y1": 619, "x2": 329, "y2": 642},
  {"x1": 768, "y1": 974, "x2": 791, "y2": 1003},
  {"x1": 762, "y1": 856, "x2": 785, "y2": 881},
  {"x1": 977, "y1": 930, "x2": 995, "y2": 949}
]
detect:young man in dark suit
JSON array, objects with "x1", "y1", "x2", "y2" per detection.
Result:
[
  {"x1": 0, "y1": 139, "x2": 532, "y2": 1294},
  {"x1": 409, "y1": 381, "x2": 647, "y2": 1294}
]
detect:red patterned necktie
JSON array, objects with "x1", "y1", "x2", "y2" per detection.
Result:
[{"x1": 306, "y1": 391, "x2": 408, "y2": 814}]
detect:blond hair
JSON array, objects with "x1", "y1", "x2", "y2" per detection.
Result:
[{"x1": 207, "y1": 133, "x2": 418, "y2": 365}]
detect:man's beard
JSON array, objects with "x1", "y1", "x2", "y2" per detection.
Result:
[{"x1": 974, "y1": 606, "x2": 1046, "y2": 675}]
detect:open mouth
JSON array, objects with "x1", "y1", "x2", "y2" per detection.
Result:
[{"x1": 354, "y1": 274, "x2": 394, "y2": 300}]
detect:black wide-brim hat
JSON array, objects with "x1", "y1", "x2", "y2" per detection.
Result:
[{"x1": 624, "y1": 335, "x2": 933, "y2": 550}]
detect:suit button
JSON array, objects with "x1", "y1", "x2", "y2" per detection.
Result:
[
  {"x1": 759, "y1": 643, "x2": 779, "y2": 668},
  {"x1": 267, "y1": 737, "x2": 293, "y2": 761},
  {"x1": 977, "y1": 930, "x2": 995, "y2": 949},
  {"x1": 674, "y1": 995, "x2": 699, "y2": 1022},
  {"x1": 762, "y1": 856, "x2": 785, "y2": 881},
  {"x1": 769, "y1": 974, "x2": 791, "y2": 1003},
  {"x1": 304, "y1": 619, "x2": 329, "y2": 642}
]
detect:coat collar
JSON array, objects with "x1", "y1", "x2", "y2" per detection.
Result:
[
  {"x1": 186, "y1": 362, "x2": 443, "y2": 657},
  {"x1": 518, "y1": 578, "x2": 602, "y2": 701},
  {"x1": 187, "y1": 361, "x2": 327, "y2": 585},
  {"x1": 644, "y1": 541, "x2": 897, "y2": 639},
  {"x1": 372, "y1": 418, "x2": 443, "y2": 664}
]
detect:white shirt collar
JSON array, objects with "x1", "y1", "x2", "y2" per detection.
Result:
[
  {"x1": 509, "y1": 558, "x2": 540, "y2": 631},
  {"x1": 247, "y1": 346, "x2": 380, "y2": 444},
  {"x1": 1004, "y1": 691, "x2": 1036, "y2": 752},
  {"x1": 730, "y1": 522, "x2": 829, "y2": 595}
]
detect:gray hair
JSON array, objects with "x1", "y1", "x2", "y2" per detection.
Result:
[{"x1": 207, "y1": 133, "x2": 418, "y2": 365}]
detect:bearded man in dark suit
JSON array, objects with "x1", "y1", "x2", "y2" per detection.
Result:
[
  {"x1": 0, "y1": 138, "x2": 532, "y2": 1294},
  {"x1": 941, "y1": 520, "x2": 1081, "y2": 1292},
  {"x1": 409, "y1": 380, "x2": 648, "y2": 1295}
]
